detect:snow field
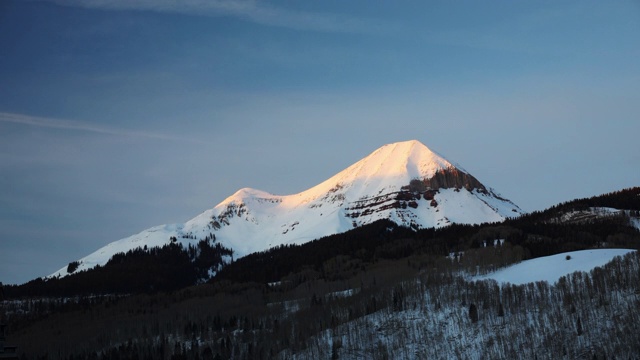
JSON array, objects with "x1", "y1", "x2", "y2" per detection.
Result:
[{"x1": 475, "y1": 249, "x2": 636, "y2": 285}]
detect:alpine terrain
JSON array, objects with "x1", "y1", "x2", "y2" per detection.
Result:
[{"x1": 50, "y1": 140, "x2": 522, "y2": 278}]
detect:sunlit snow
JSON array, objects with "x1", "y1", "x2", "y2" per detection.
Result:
[{"x1": 49, "y1": 140, "x2": 522, "y2": 278}]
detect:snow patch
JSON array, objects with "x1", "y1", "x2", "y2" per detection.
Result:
[{"x1": 475, "y1": 249, "x2": 636, "y2": 285}]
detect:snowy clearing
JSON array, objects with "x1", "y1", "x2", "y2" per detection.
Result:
[{"x1": 475, "y1": 248, "x2": 636, "y2": 285}]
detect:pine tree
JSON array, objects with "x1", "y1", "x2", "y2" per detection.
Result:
[
  {"x1": 469, "y1": 303, "x2": 479, "y2": 323},
  {"x1": 576, "y1": 317, "x2": 583, "y2": 336}
]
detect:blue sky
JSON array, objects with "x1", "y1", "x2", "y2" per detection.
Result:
[{"x1": 1, "y1": 0, "x2": 639, "y2": 284}]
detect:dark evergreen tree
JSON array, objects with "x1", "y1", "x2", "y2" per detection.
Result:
[
  {"x1": 576, "y1": 317, "x2": 583, "y2": 336},
  {"x1": 469, "y1": 303, "x2": 479, "y2": 323}
]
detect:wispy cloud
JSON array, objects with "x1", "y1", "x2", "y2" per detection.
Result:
[
  {"x1": 40, "y1": 0, "x2": 385, "y2": 34},
  {"x1": 0, "y1": 112, "x2": 202, "y2": 143}
]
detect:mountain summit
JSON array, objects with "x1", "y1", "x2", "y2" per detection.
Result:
[{"x1": 50, "y1": 140, "x2": 522, "y2": 278}]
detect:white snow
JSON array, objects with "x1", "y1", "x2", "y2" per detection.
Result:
[
  {"x1": 326, "y1": 288, "x2": 359, "y2": 299},
  {"x1": 555, "y1": 206, "x2": 623, "y2": 223},
  {"x1": 49, "y1": 140, "x2": 523, "y2": 278},
  {"x1": 623, "y1": 209, "x2": 640, "y2": 231},
  {"x1": 475, "y1": 249, "x2": 636, "y2": 285}
]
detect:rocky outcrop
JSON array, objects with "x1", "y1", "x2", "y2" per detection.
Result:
[
  {"x1": 422, "y1": 168, "x2": 487, "y2": 192},
  {"x1": 402, "y1": 168, "x2": 487, "y2": 193},
  {"x1": 345, "y1": 168, "x2": 490, "y2": 220}
]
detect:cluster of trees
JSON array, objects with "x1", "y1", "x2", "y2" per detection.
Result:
[
  {"x1": 518, "y1": 187, "x2": 640, "y2": 224},
  {"x1": 4, "y1": 248, "x2": 639, "y2": 359},
  {"x1": 66, "y1": 261, "x2": 80, "y2": 274},
  {"x1": 215, "y1": 219, "x2": 416, "y2": 284},
  {"x1": 4, "y1": 238, "x2": 233, "y2": 298},
  {"x1": 296, "y1": 251, "x2": 640, "y2": 359}
]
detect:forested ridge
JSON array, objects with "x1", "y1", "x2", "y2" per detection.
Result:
[
  {"x1": 1, "y1": 187, "x2": 639, "y2": 359},
  {"x1": 4, "y1": 238, "x2": 232, "y2": 298}
]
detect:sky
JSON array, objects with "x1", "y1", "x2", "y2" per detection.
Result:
[{"x1": 1, "y1": 0, "x2": 639, "y2": 285}]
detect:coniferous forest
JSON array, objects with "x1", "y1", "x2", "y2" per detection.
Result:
[{"x1": 1, "y1": 188, "x2": 640, "y2": 359}]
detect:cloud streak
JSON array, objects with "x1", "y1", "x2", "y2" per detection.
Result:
[
  {"x1": 0, "y1": 112, "x2": 202, "y2": 143},
  {"x1": 40, "y1": 0, "x2": 384, "y2": 34}
]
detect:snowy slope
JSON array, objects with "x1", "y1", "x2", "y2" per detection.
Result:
[
  {"x1": 475, "y1": 249, "x2": 636, "y2": 285},
  {"x1": 290, "y1": 250, "x2": 640, "y2": 360},
  {"x1": 49, "y1": 140, "x2": 522, "y2": 278}
]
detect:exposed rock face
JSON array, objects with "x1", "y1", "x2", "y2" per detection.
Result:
[
  {"x1": 405, "y1": 168, "x2": 486, "y2": 194},
  {"x1": 345, "y1": 168, "x2": 491, "y2": 221},
  {"x1": 422, "y1": 168, "x2": 487, "y2": 192}
]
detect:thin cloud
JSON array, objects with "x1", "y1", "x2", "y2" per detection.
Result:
[
  {"x1": 0, "y1": 112, "x2": 203, "y2": 143},
  {"x1": 40, "y1": 0, "x2": 386, "y2": 34}
]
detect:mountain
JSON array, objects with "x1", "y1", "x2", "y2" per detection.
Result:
[
  {"x1": 49, "y1": 140, "x2": 522, "y2": 278},
  {"x1": 9, "y1": 185, "x2": 640, "y2": 359}
]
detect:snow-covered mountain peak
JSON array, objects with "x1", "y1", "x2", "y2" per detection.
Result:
[
  {"x1": 333, "y1": 139, "x2": 456, "y2": 182},
  {"x1": 290, "y1": 140, "x2": 463, "y2": 205},
  {"x1": 49, "y1": 140, "x2": 523, "y2": 279},
  {"x1": 218, "y1": 187, "x2": 278, "y2": 207}
]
